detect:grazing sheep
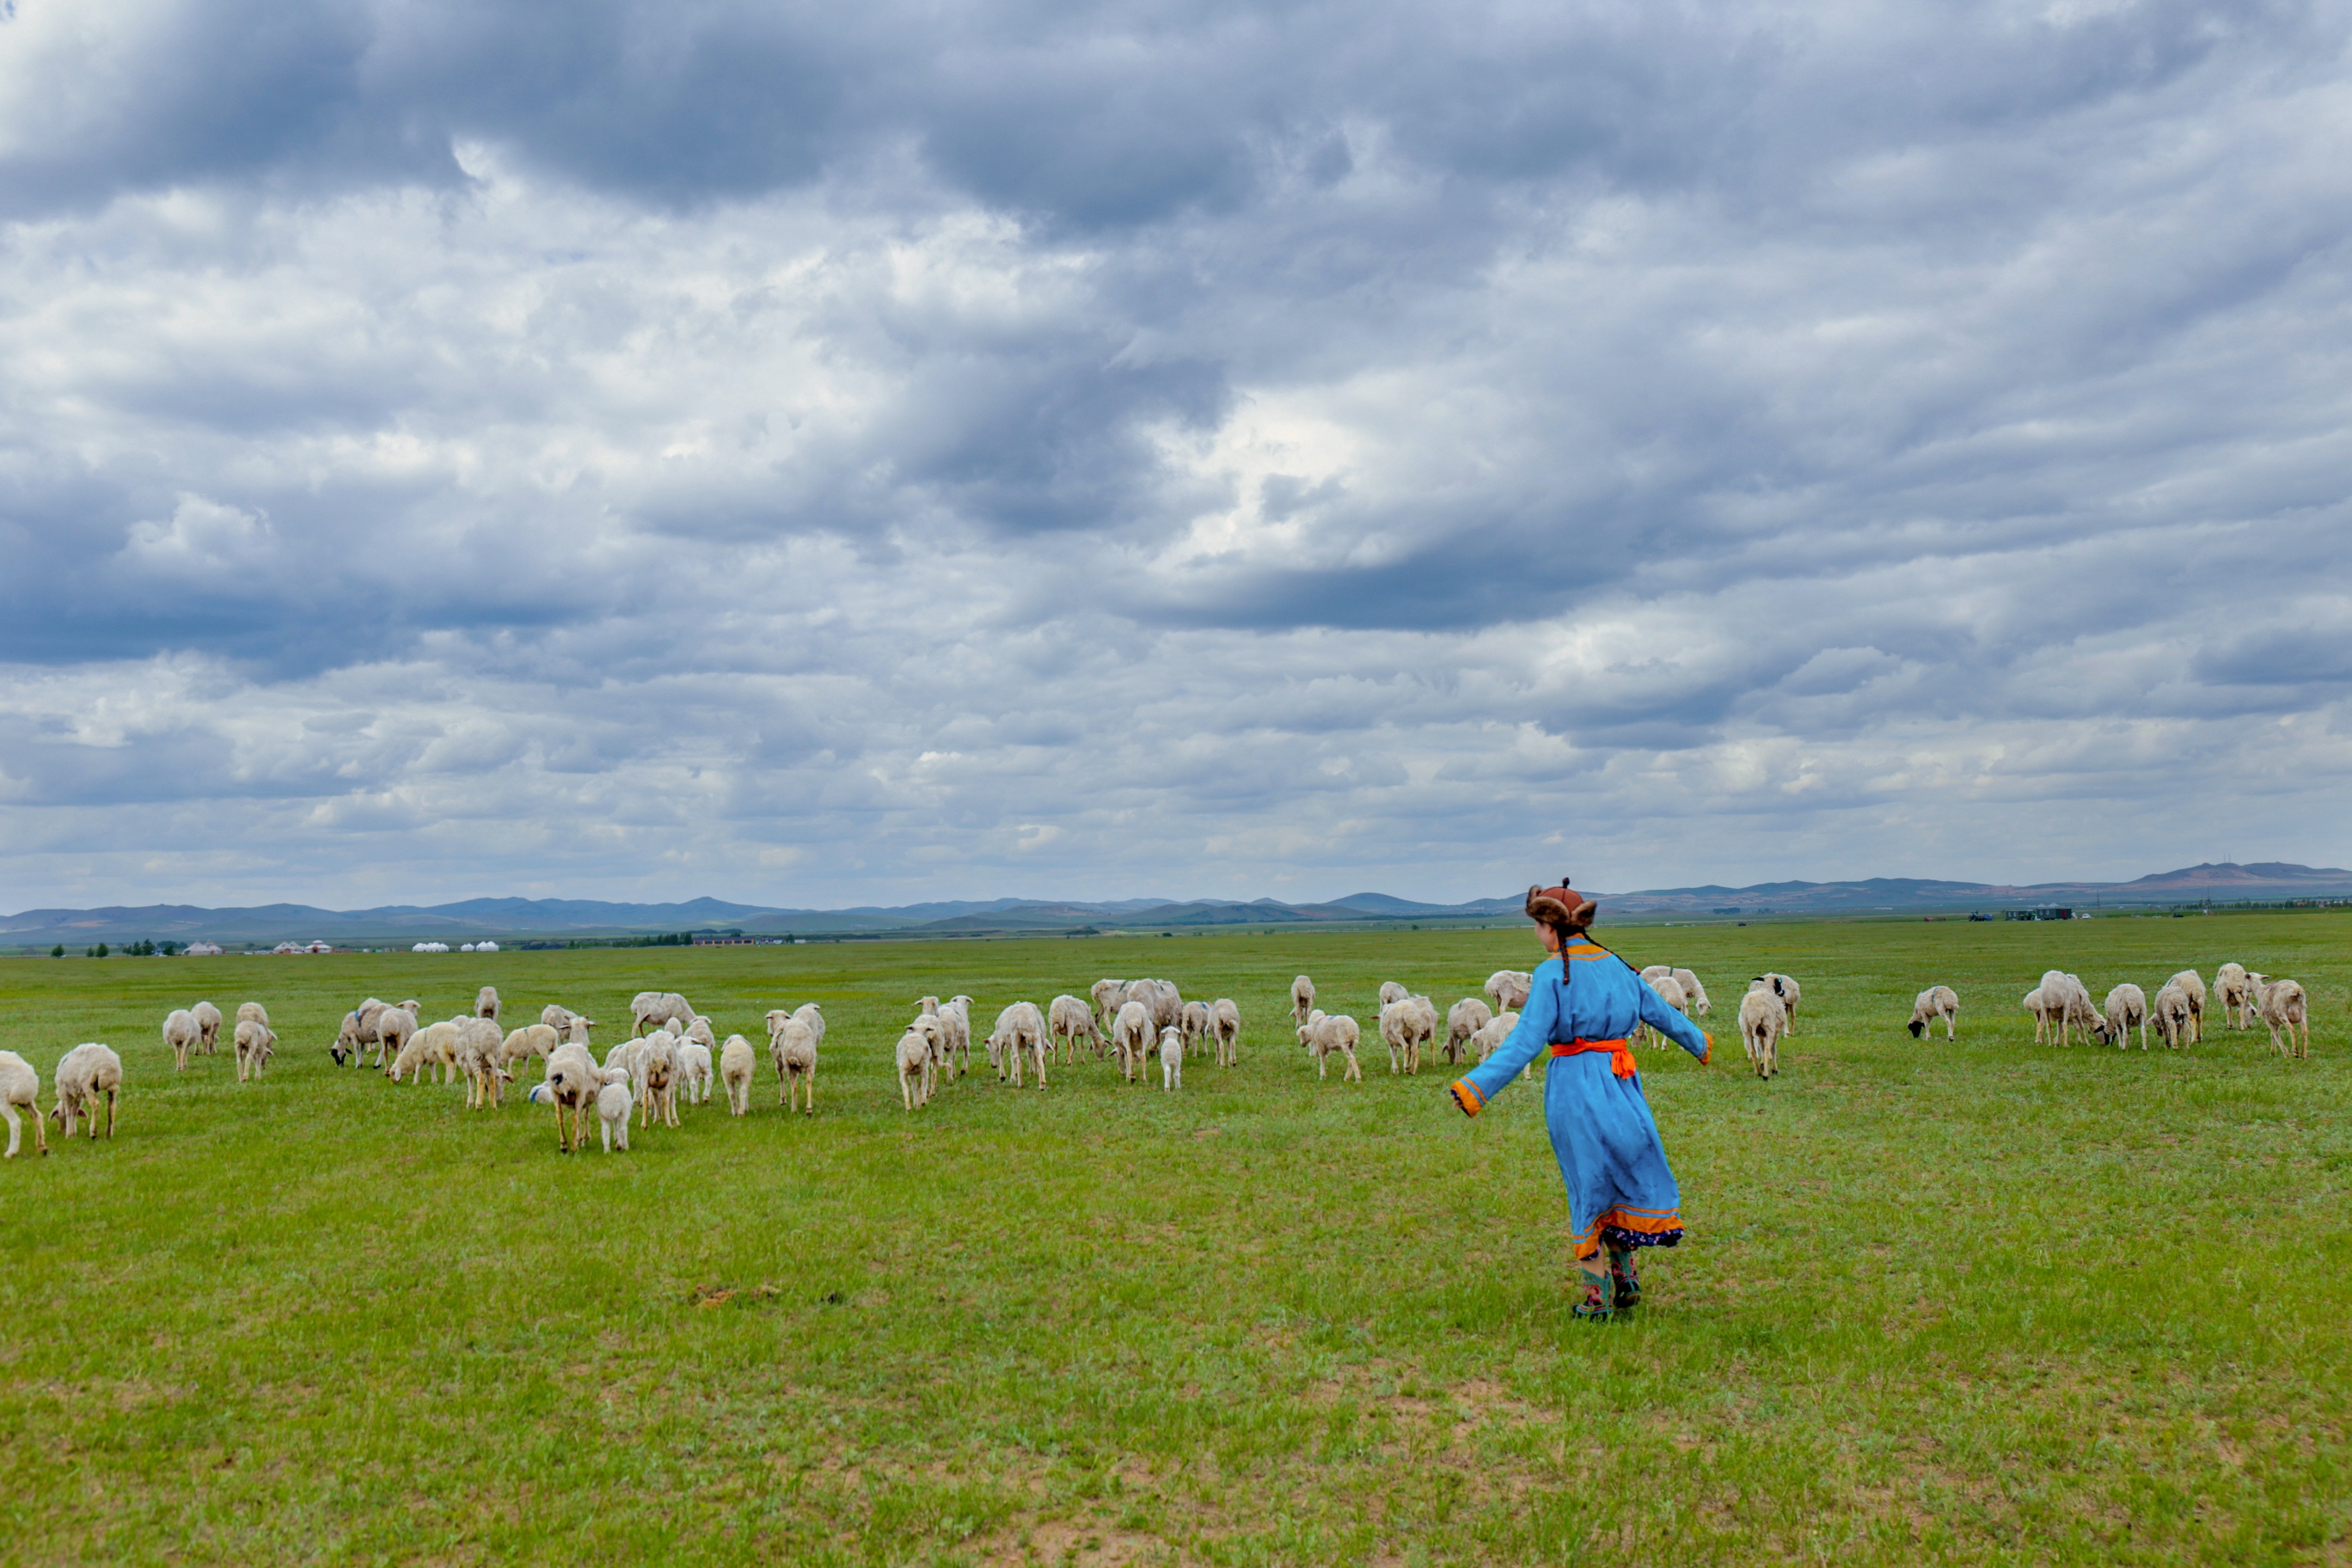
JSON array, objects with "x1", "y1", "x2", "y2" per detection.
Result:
[
  {"x1": 1378, "y1": 999, "x2": 1416, "y2": 1075},
  {"x1": 1485, "y1": 970, "x2": 1533, "y2": 1014},
  {"x1": 2062, "y1": 974, "x2": 2111, "y2": 1044},
  {"x1": 1404, "y1": 995, "x2": 1439, "y2": 1073},
  {"x1": 50, "y1": 1043, "x2": 121, "y2": 1140},
  {"x1": 1290, "y1": 975, "x2": 1315, "y2": 1027},
  {"x1": 1378, "y1": 981, "x2": 1410, "y2": 1013},
  {"x1": 720, "y1": 1034, "x2": 756, "y2": 1115},
  {"x1": 2150, "y1": 981, "x2": 2195, "y2": 1050},
  {"x1": 233, "y1": 1019, "x2": 278, "y2": 1082},
  {"x1": 1748, "y1": 974, "x2": 1802, "y2": 1033},
  {"x1": 1210, "y1": 999, "x2": 1241, "y2": 1068},
  {"x1": 1, "y1": 1050, "x2": 45, "y2": 1157},
  {"x1": 1049, "y1": 995, "x2": 1103, "y2": 1063},
  {"x1": 1179, "y1": 999, "x2": 1213, "y2": 1056},
  {"x1": 498, "y1": 1023, "x2": 562, "y2": 1075},
  {"x1": 1639, "y1": 965, "x2": 1670, "y2": 984},
  {"x1": 1136, "y1": 979, "x2": 1184, "y2": 1031},
  {"x1": 2251, "y1": 976, "x2": 2311, "y2": 1058},
  {"x1": 377, "y1": 1006, "x2": 420, "y2": 1070},
  {"x1": 2213, "y1": 964, "x2": 2254, "y2": 1030},
  {"x1": 1093, "y1": 978, "x2": 1130, "y2": 1032},
  {"x1": 597, "y1": 1069, "x2": 634, "y2": 1153},
  {"x1": 604, "y1": 1035, "x2": 652, "y2": 1087},
  {"x1": 1439, "y1": 1001, "x2": 1496, "y2": 1063},
  {"x1": 2103, "y1": 983, "x2": 2149, "y2": 1050},
  {"x1": 1158, "y1": 1025, "x2": 1184, "y2": 1091},
  {"x1": 1471, "y1": 1011, "x2": 1520, "y2": 1063},
  {"x1": 1111, "y1": 1001, "x2": 1154, "y2": 1082},
  {"x1": 896, "y1": 1028, "x2": 934, "y2": 1110},
  {"x1": 1672, "y1": 970, "x2": 1712, "y2": 1017},
  {"x1": 771, "y1": 1016, "x2": 818, "y2": 1113},
  {"x1": 1298, "y1": 1011, "x2": 1364, "y2": 1081},
  {"x1": 541, "y1": 1003, "x2": 579, "y2": 1033},
  {"x1": 163, "y1": 1008, "x2": 201, "y2": 1071},
  {"x1": 1737, "y1": 989, "x2": 1785, "y2": 1079},
  {"x1": 634, "y1": 1033, "x2": 680, "y2": 1128},
  {"x1": 937, "y1": 998, "x2": 973, "y2": 1079},
  {"x1": 677, "y1": 1040, "x2": 714, "y2": 1106},
  {"x1": 2165, "y1": 971, "x2": 2207, "y2": 1044},
  {"x1": 1641, "y1": 974, "x2": 1691, "y2": 1049},
  {"x1": 389, "y1": 1020, "x2": 454, "y2": 1084},
  {"x1": 630, "y1": 990, "x2": 695, "y2": 1037},
  {"x1": 192, "y1": 1001, "x2": 224, "y2": 1054},
  {"x1": 542, "y1": 1043, "x2": 604, "y2": 1153},
  {"x1": 1907, "y1": 986, "x2": 1960, "y2": 1041},
  {"x1": 2022, "y1": 986, "x2": 2050, "y2": 1044},
  {"x1": 452, "y1": 1019, "x2": 508, "y2": 1107},
  {"x1": 330, "y1": 1010, "x2": 367, "y2": 1068},
  {"x1": 907, "y1": 1014, "x2": 948, "y2": 1093},
  {"x1": 475, "y1": 986, "x2": 501, "y2": 1022},
  {"x1": 990, "y1": 1001, "x2": 1049, "y2": 1089},
  {"x1": 2036, "y1": 971, "x2": 2090, "y2": 1047}
]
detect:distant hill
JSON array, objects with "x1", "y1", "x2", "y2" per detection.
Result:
[{"x1": 3, "y1": 863, "x2": 2342, "y2": 948}]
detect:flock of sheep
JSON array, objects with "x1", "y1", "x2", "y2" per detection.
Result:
[{"x1": 0, "y1": 943, "x2": 2321, "y2": 1161}]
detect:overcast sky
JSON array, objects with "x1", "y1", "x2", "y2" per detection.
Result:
[{"x1": 2, "y1": 0, "x2": 2348, "y2": 911}]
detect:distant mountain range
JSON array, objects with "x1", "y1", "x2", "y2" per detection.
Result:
[{"x1": 3, "y1": 863, "x2": 2343, "y2": 948}]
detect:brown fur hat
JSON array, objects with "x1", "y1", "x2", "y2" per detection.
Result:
[{"x1": 1525, "y1": 880, "x2": 1597, "y2": 938}]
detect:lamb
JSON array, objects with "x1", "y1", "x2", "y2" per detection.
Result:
[
  {"x1": 630, "y1": 990, "x2": 695, "y2": 1037},
  {"x1": 2251, "y1": 976, "x2": 2311, "y2": 1058},
  {"x1": 541, "y1": 1043, "x2": 605, "y2": 1153},
  {"x1": 1290, "y1": 974, "x2": 1315, "y2": 1027},
  {"x1": 475, "y1": 986, "x2": 501, "y2": 1022},
  {"x1": 233, "y1": 1018, "x2": 278, "y2": 1082},
  {"x1": 720, "y1": 1034, "x2": 757, "y2": 1116},
  {"x1": 1673, "y1": 970, "x2": 1712, "y2": 1017},
  {"x1": 2213, "y1": 964, "x2": 2254, "y2": 1030},
  {"x1": 1485, "y1": 970, "x2": 1533, "y2": 1014},
  {"x1": 1179, "y1": 999, "x2": 1214, "y2": 1056},
  {"x1": 907, "y1": 1014, "x2": 947, "y2": 1095},
  {"x1": 1210, "y1": 999, "x2": 1241, "y2": 1068},
  {"x1": 676, "y1": 1039, "x2": 714, "y2": 1106},
  {"x1": 498, "y1": 1023, "x2": 562, "y2": 1075},
  {"x1": 1158, "y1": 1025, "x2": 1184, "y2": 1091},
  {"x1": 1748, "y1": 974, "x2": 1802, "y2": 1033},
  {"x1": 1049, "y1": 995, "x2": 1103, "y2": 1063},
  {"x1": 1907, "y1": 986, "x2": 1960, "y2": 1041},
  {"x1": 771, "y1": 1015, "x2": 818, "y2": 1113},
  {"x1": 390, "y1": 1020, "x2": 458, "y2": 1084},
  {"x1": 2164, "y1": 970, "x2": 2207, "y2": 1044},
  {"x1": 1641, "y1": 975, "x2": 1690, "y2": 1048},
  {"x1": 2150, "y1": 981, "x2": 2195, "y2": 1050},
  {"x1": 49, "y1": 1043, "x2": 121, "y2": 1140},
  {"x1": 2022, "y1": 987, "x2": 2050, "y2": 1044},
  {"x1": 2103, "y1": 983, "x2": 2149, "y2": 1050},
  {"x1": 377, "y1": 1006, "x2": 420, "y2": 1070},
  {"x1": 634, "y1": 1032, "x2": 679, "y2": 1128},
  {"x1": 683, "y1": 1015, "x2": 720, "y2": 1053},
  {"x1": 896, "y1": 1027, "x2": 934, "y2": 1110},
  {"x1": 1093, "y1": 978, "x2": 1130, "y2": 1032},
  {"x1": 990, "y1": 1001, "x2": 1049, "y2": 1089},
  {"x1": 1471, "y1": 1011, "x2": 1520, "y2": 1063},
  {"x1": 1736, "y1": 989, "x2": 1785, "y2": 1080},
  {"x1": 1298, "y1": 1011, "x2": 1364, "y2": 1081},
  {"x1": 1111, "y1": 1001, "x2": 1154, "y2": 1082},
  {"x1": 597, "y1": 1069, "x2": 634, "y2": 1153},
  {"x1": 163, "y1": 1008, "x2": 202, "y2": 1071},
  {"x1": 192, "y1": 1001, "x2": 223, "y2": 1054},
  {"x1": 0, "y1": 1050, "x2": 45, "y2": 1157}
]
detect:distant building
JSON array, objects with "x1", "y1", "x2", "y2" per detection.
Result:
[
  {"x1": 475, "y1": 940, "x2": 499, "y2": 952},
  {"x1": 185, "y1": 941, "x2": 224, "y2": 956}
]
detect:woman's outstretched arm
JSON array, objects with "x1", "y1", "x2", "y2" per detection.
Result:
[
  {"x1": 1632, "y1": 975, "x2": 1712, "y2": 1063},
  {"x1": 1449, "y1": 964, "x2": 1557, "y2": 1116}
]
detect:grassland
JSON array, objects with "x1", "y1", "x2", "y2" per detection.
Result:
[{"x1": 2, "y1": 913, "x2": 2347, "y2": 1565}]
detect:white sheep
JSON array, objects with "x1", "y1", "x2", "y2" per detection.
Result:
[
  {"x1": 1111, "y1": 1001, "x2": 1154, "y2": 1082},
  {"x1": 50, "y1": 1043, "x2": 122, "y2": 1140},
  {"x1": 1471, "y1": 1011, "x2": 1520, "y2": 1063},
  {"x1": 896, "y1": 1028, "x2": 934, "y2": 1110},
  {"x1": 720, "y1": 1034, "x2": 756, "y2": 1116},
  {"x1": 1049, "y1": 995, "x2": 1103, "y2": 1063},
  {"x1": 541, "y1": 1043, "x2": 604, "y2": 1153},
  {"x1": 2251, "y1": 976, "x2": 2311, "y2": 1058},
  {"x1": 2022, "y1": 986, "x2": 2050, "y2": 1043},
  {"x1": 2213, "y1": 964, "x2": 2253, "y2": 1030},
  {"x1": 2103, "y1": 983, "x2": 2149, "y2": 1050},
  {"x1": 1748, "y1": 974, "x2": 1802, "y2": 1033},
  {"x1": 1378, "y1": 981, "x2": 1410, "y2": 1014},
  {"x1": 475, "y1": 986, "x2": 501, "y2": 1022},
  {"x1": 563, "y1": 1012, "x2": 596, "y2": 1045},
  {"x1": 990, "y1": 1001, "x2": 1049, "y2": 1089},
  {"x1": 1132, "y1": 979, "x2": 1183, "y2": 1031},
  {"x1": 499, "y1": 1023, "x2": 562, "y2": 1074},
  {"x1": 1673, "y1": 970, "x2": 1712, "y2": 1017},
  {"x1": 2165, "y1": 971, "x2": 2207, "y2": 1044},
  {"x1": 906, "y1": 1014, "x2": 947, "y2": 1094},
  {"x1": 233, "y1": 1018, "x2": 278, "y2": 1082},
  {"x1": 1158, "y1": 1025, "x2": 1184, "y2": 1091},
  {"x1": 630, "y1": 990, "x2": 695, "y2": 1037},
  {"x1": 683, "y1": 1015, "x2": 720, "y2": 1053},
  {"x1": 1378, "y1": 998, "x2": 1415, "y2": 1075},
  {"x1": 677, "y1": 1040, "x2": 714, "y2": 1106},
  {"x1": 1639, "y1": 964, "x2": 1670, "y2": 983},
  {"x1": 1485, "y1": 970, "x2": 1533, "y2": 1014},
  {"x1": 772, "y1": 1016, "x2": 818, "y2": 1113},
  {"x1": 389, "y1": 1020, "x2": 456, "y2": 1085},
  {"x1": 236, "y1": 1001, "x2": 270, "y2": 1032},
  {"x1": 541, "y1": 1003, "x2": 579, "y2": 1033},
  {"x1": 635, "y1": 1033, "x2": 680, "y2": 1128},
  {"x1": 1299, "y1": 1011, "x2": 1364, "y2": 1081},
  {"x1": 192, "y1": 1001, "x2": 224, "y2": 1055},
  {"x1": 1907, "y1": 986, "x2": 1959, "y2": 1041},
  {"x1": 1290, "y1": 975, "x2": 1315, "y2": 1027},
  {"x1": 0, "y1": 1050, "x2": 45, "y2": 1157},
  {"x1": 1179, "y1": 999, "x2": 1213, "y2": 1056},
  {"x1": 163, "y1": 1008, "x2": 202, "y2": 1071},
  {"x1": 1737, "y1": 989, "x2": 1785, "y2": 1079},
  {"x1": 1444, "y1": 998, "x2": 1493, "y2": 1066},
  {"x1": 1093, "y1": 978, "x2": 1131, "y2": 1032},
  {"x1": 454, "y1": 1018, "x2": 508, "y2": 1108},
  {"x1": 1641, "y1": 975, "x2": 1690, "y2": 1049},
  {"x1": 2032, "y1": 971, "x2": 2090, "y2": 1047},
  {"x1": 1210, "y1": 998, "x2": 1241, "y2": 1068},
  {"x1": 377, "y1": 1006, "x2": 420, "y2": 1071},
  {"x1": 597, "y1": 1069, "x2": 634, "y2": 1153},
  {"x1": 2150, "y1": 981, "x2": 2195, "y2": 1050},
  {"x1": 937, "y1": 998, "x2": 973, "y2": 1079}
]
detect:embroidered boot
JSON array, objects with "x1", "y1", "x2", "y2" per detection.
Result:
[
  {"x1": 1571, "y1": 1255, "x2": 1618, "y2": 1320},
  {"x1": 1606, "y1": 1241, "x2": 1642, "y2": 1310}
]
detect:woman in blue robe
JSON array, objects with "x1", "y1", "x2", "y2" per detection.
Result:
[{"x1": 1449, "y1": 881, "x2": 1711, "y2": 1319}]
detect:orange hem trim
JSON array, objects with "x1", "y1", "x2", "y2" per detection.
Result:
[{"x1": 1571, "y1": 1204, "x2": 1687, "y2": 1257}]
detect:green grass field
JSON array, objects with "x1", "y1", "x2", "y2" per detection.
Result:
[{"x1": 3, "y1": 914, "x2": 2347, "y2": 1565}]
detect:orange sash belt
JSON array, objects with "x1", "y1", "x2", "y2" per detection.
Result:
[{"x1": 1551, "y1": 1037, "x2": 1636, "y2": 1079}]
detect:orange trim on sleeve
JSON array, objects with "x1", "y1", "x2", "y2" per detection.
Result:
[{"x1": 1449, "y1": 1078, "x2": 1485, "y2": 1118}]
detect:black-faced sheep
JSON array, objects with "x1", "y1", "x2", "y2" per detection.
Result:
[{"x1": 1907, "y1": 986, "x2": 1959, "y2": 1040}]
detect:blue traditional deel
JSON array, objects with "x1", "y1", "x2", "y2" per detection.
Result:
[{"x1": 1449, "y1": 939, "x2": 1711, "y2": 1259}]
